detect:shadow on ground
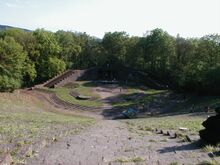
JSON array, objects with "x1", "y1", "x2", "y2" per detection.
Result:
[
  {"x1": 158, "y1": 140, "x2": 203, "y2": 153},
  {"x1": 77, "y1": 81, "x2": 219, "y2": 120}
]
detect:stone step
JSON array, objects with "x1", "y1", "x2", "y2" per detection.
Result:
[{"x1": 50, "y1": 93, "x2": 105, "y2": 112}]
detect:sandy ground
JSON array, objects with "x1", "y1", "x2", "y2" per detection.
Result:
[{"x1": 27, "y1": 84, "x2": 213, "y2": 165}]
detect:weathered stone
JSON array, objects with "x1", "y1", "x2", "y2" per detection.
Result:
[
  {"x1": 167, "y1": 131, "x2": 176, "y2": 138},
  {"x1": 186, "y1": 135, "x2": 200, "y2": 142},
  {"x1": 185, "y1": 135, "x2": 192, "y2": 142},
  {"x1": 76, "y1": 95, "x2": 91, "y2": 100},
  {"x1": 157, "y1": 130, "x2": 163, "y2": 134},
  {"x1": 179, "y1": 127, "x2": 188, "y2": 131},
  {"x1": 162, "y1": 130, "x2": 169, "y2": 136},
  {"x1": 174, "y1": 132, "x2": 178, "y2": 138}
]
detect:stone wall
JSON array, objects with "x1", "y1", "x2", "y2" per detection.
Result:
[{"x1": 43, "y1": 68, "x2": 99, "y2": 88}]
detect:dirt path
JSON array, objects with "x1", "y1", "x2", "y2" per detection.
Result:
[
  {"x1": 93, "y1": 84, "x2": 123, "y2": 109},
  {"x1": 27, "y1": 120, "x2": 211, "y2": 165}
]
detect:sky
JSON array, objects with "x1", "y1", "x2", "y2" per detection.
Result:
[{"x1": 0, "y1": 0, "x2": 220, "y2": 38}]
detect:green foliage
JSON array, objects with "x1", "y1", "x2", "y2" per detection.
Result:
[
  {"x1": 102, "y1": 31, "x2": 129, "y2": 64},
  {"x1": 44, "y1": 57, "x2": 66, "y2": 79},
  {"x1": 0, "y1": 76, "x2": 21, "y2": 91},
  {"x1": 33, "y1": 29, "x2": 60, "y2": 57},
  {"x1": 33, "y1": 29, "x2": 62, "y2": 82},
  {"x1": 55, "y1": 30, "x2": 82, "y2": 68},
  {"x1": 0, "y1": 37, "x2": 26, "y2": 91},
  {"x1": 0, "y1": 27, "x2": 220, "y2": 94},
  {"x1": 142, "y1": 29, "x2": 176, "y2": 78}
]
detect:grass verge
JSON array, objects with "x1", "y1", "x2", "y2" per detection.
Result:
[
  {"x1": 47, "y1": 81, "x2": 103, "y2": 107},
  {"x1": 124, "y1": 114, "x2": 206, "y2": 135}
]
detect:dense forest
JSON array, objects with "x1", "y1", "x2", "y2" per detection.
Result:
[{"x1": 0, "y1": 28, "x2": 220, "y2": 94}]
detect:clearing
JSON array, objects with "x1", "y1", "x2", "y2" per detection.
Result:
[{"x1": 1, "y1": 81, "x2": 220, "y2": 165}]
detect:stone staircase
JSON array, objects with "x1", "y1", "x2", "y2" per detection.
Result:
[
  {"x1": 42, "y1": 70, "x2": 88, "y2": 88},
  {"x1": 43, "y1": 70, "x2": 75, "y2": 88}
]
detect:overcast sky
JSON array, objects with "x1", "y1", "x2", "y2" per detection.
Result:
[{"x1": 0, "y1": 0, "x2": 220, "y2": 38}]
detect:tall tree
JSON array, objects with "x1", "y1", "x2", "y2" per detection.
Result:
[
  {"x1": 0, "y1": 37, "x2": 27, "y2": 91},
  {"x1": 33, "y1": 29, "x2": 64, "y2": 82},
  {"x1": 102, "y1": 32, "x2": 129, "y2": 65},
  {"x1": 142, "y1": 29, "x2": 176, "y2": 79}
]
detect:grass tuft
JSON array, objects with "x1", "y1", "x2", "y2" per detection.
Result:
[{"x1": 114, "y1": 156, "x2": 145, "y2": 163}]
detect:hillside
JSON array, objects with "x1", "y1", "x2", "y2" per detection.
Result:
[{"x1": 0, "y1": 24, "x2": 30, "y2": 31}]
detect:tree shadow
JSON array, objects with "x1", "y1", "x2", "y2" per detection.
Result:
[
  {"x1": 98, "y1": 90, "x2": 170, "y2": 119},
  {"x1": 80, "y1": 81, "x2": 99, "y2": 87},
  {"x1": 81, "y1": 80, "x2": 155, "y2": 91},
  {"x1": 79, "y1": 81, "x2": 217, "y2": 119},
  {"x1": 98, "y1": 91, "x2": 214, "y2": 119},
  {"x1": 158, "y1": 140, "x2": 204, "y2": 154}
]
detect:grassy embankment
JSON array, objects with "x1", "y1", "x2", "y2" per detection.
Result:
[
  {"x1": 112, "y1": 87, "x2": 167, "y2": 108},
  {"x1": 124, "y1": 115, "x2": 205, "y2": 135},
  {"x1": 0, "y1": 91, "x2": 95, "y2": 163},
  {"x1": 113, "y1": 85, "x2": 220, "y2": 135},
  {"x1": 47, "y1": 81, "x2": 103, "y2": 107},
  {"x1": 112, "y1": 85, "x2": 220, "y2": 113}
]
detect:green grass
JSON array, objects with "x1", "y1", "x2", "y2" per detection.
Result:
[
  {"x1": 0, "y1": 108, "x2": 94, "y2": 140},
  {"x1": 169, "y1": 95, "x2": 220, "y2": 113},
  {"x1": 124, "y1": 114, "x2": 206, "y2": 134},
  {"x1": 47, "y1": 81, "x2": 103, "y2": 107},
  {"x1": 114, "y1": 156, "x2": 145, "y2": 163},
  {"x1": 112, "y1": 88, "x2": 167, "y2": 108},
  {"x1": 0, "y1": 92, "x2": 95, "y2": 162},
  {"x1": 203, "y1": 145, "x2": 220, "y2": 153},
  {"x1": 169, "y1": 162, "x2": 179, "y2": 165},
  {"x1": 75, "y1": 81, "x2": 100, "y2": 98},
  {"x1": 114, "y1": 85, "x2": 220, "y2": 115}
]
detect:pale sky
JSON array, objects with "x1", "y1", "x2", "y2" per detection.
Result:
[{"x1": 0, "y1": 0, "x2": 220, "y2": 38}]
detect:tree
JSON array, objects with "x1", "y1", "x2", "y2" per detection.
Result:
[
  {"x1": 142, "y1": 29, "x2": 176, "y2": 79},
  {"x1": 33, "y1": 29, "x2": 62, "y2": 82},
  {"x1": 102, "y1": 32, "x2": 129, "y2": 65},
  {"x1": 55, "y1": 31, "x2": 82, "y2": 68},
  {"x1": 0, "y1": 37, "x2": 26, "y2": 91},
  {"x1": 125, "y1": 36, "x2": 143, "y2": 69},
  {"x1": 41, "y1": 57, "x2": 66, "y2": 79},
  {"x1": 1, "y1": 29, "x2": 38, "y2": 84}
]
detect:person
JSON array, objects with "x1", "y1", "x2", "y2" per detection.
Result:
[
  {"x1": 190, "y1": 104, "x2": 195, "y2": 113},
  {"x1": 204, "y1": 106, "x2": 209, "y2": 113}
]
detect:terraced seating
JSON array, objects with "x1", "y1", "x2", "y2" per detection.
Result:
[
  {"x1": 49, "y1": 93, "x2": 107, "y2": 111},
  {"x1": 43, "y1": 70, "x2": 76, "y2": 88}
]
